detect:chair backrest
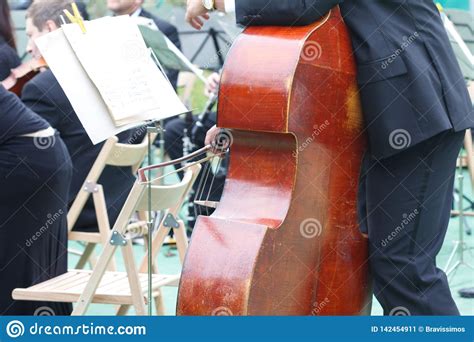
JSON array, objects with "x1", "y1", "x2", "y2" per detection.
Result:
[
  {"x1": 67, "y1": 133, "x2": 155, "y2": 230},
  {"x1": 110, "y1": 164, "x2": 202, "y2": 235},
  {"x1": 136, "y1": 164, "x2": 201, "y2": 212},
  {"x1": 106, "y1": 132, "x2": 156, "y2": 173}
]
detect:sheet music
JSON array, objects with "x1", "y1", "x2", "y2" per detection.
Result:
[
  {"x1": 62, "y1": 15, "x2": 187, "y2": 126},
  {"x1": 35, "y1": 28, "x2": 145, "y2": 144}
]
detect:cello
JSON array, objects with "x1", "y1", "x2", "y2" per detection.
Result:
[{"x1": 177, "y1": 7, "x2": 372, "y2": 315}]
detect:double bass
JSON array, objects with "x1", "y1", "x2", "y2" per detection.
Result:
[{"x1": 178, "y1": 8, "x2": 372, "y2": 315}]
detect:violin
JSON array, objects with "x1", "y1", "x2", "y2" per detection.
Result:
[
  {"x1": 177, "y1": 7, "x2": 372, "y2": 315},
  {"x1": 1, "y1": 57, "x2": 47, "y2": 96}
]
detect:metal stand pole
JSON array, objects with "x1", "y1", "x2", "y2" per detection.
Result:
[
  {"x1": 145, "y1": 121, "x2": 164, "y2": 316},
  {"x1": 445, "y1": 167, "x2": 474, "y2": 278}
]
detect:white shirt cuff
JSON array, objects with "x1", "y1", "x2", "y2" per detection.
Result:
[{"x1": 224, "y1": 0, "x2": 235, "y2": 13}]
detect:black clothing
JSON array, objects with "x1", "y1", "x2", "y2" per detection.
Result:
[
  {"x1": 0, "y1": 37, "x2": 21, "y2": 80},
  {"x1": 0, "y1": 85, "x2": 49, "y2": 142},
  {"x1": 0, "y1": 86, "x2": 72, "y2": 315},
  {"x1": 21, "y1": 70, "x2": 137, "y2": 232},
  {"x1": 358, "y1": 130, "x2": 464, "y2": 315}
]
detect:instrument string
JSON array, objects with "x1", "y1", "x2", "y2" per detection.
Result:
[
  {"x1": 195, "y1": 158, "x2": 214, "y2": 216},
  {"x1": 203, "y1": 155, "x2": 223, "y2": 216}
]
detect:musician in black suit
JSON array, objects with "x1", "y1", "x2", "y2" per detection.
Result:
[
  {"x1": 187, "y1": 0, "x2": 474, "y2": 315},
  {"x1": 107, "y1": 0, "x2": 182, "y2": 89},
  {"x1": 22, "y1": 0, "x2": 138, "y2": 232},
  {"x1": 0, "y1": 85, "x2": 72, "y2": 315},
  {"x1": 0, "y1": 0, "x2": 21, "y2": 80}
]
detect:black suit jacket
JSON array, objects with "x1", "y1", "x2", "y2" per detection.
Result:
[
  {"x1": 0, "y1": 38, "x2": 21, "y2": 80},
  {"x1": 21, "y1": 70, "x2": 137, "y2": 231},
  {"x1": 139, "y1": 8, "x2": 181, "y2": 90},
  {"x1": 236, "y1": 0, "x2": 474, "y2": 159}
]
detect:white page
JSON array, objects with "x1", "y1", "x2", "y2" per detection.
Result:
[
  {"x1": 62, "y1": 15, "x2": 187, "y2": 126},
  {"x1": 36, "y1": 29, "x2": 144, "y2": 144}
]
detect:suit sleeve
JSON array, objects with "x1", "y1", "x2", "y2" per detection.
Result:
[
  {"x1": 235, "y1": 0, "x2": 343, "y2": 26},
  {"x1": 0, "y1": 45, "x2": 21, "y2": 80},
  {"x1": 21, "y1": 79, "x2": 61, "y2": 128}
]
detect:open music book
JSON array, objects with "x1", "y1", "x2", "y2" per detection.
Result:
[{"x1": 36, "y1": 15, "x2": 188, "y2": 144}]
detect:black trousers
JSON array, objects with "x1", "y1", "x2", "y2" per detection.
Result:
[
  {"x1": 357, "y1": 130, "x2": 464, "y2": 316},
  {"x1": 0, "y1": 134, "x2": 72, "y2": 315}
]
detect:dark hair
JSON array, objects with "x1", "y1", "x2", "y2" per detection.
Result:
[{"x1": 0, "y1": 0, "x2": 16, "y2": 51}]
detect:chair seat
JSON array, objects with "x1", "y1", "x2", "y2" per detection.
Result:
[{"x1": 12, "y1": 270, "x2": 180, "y2": 305}]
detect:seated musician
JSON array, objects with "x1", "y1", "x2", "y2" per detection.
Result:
[
  {"x1": 187, "y1": 0, "x2": 474, "y2": 315},
  {"x1": 0, "y1": 85, "x2": 72, "y2": 315},
  {"x1": 22, "y1": 0, "x2": 139, "y2": 233},
  {"x1": 0, "y1": 0, "x2": 21, "y2": 80},
  {"x1": 107, "y1": 0, "x2": 181, "y2": 90}
]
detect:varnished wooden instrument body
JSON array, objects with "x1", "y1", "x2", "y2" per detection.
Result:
[
  {"x1": 177, "y1": 8, "x2": 371, "y2": 315},
  {"x1": 2, "y1": 58, "x2": 46, "y2": 96}
]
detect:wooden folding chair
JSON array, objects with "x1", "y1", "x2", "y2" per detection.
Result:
[
  {"x1": 12, "y1": 164, "x2": 201, "y2": 316},
  {"x1": 68, "y1": 133, "x2": 154, "y2": 271}
]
